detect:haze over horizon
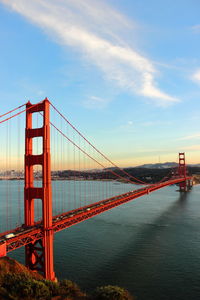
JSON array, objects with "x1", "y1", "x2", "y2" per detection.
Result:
[{"x1": 0, "y1": 0, "x2": 199, "y2": 166}]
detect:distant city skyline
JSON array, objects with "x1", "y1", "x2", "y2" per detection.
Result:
[{"x1": 0, "y1": 0, "x2": 200, "y2": 166}]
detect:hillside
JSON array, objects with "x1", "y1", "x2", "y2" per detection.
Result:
[
  {"x1": 0, "y1": 257, "x2": 134, "y2": 300},
  {"x1": 0, "y1": 257, "x2": 43, "y2": 281}
]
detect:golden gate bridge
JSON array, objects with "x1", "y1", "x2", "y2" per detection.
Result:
[{"x1": 0, "y1": 99, "x2": 193, "y2": 281}]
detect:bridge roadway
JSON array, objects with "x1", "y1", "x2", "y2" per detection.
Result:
[{"x1": 0, "y1": 176, "x2": 192, "y2": 253}]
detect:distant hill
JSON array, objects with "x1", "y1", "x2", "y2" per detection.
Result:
[
  {"x1": 136, "y1": 162, "x2": 200, "y2": 169},
  {"x1": 51, "y1": 162, "x2": 200, "y2": 184},
  {"x1": 136, "y1": 162, "x2": 178, "y2": 169},
  {"x1": 190, "y1": 163, "x2": 200, "y2": 168}
]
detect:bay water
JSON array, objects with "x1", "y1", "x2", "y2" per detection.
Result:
[{"x1": 2, "y1": 181, "x2": 200, "y2": 300}]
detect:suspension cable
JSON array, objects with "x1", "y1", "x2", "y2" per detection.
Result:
[
  {"x1": 50, "y1": 121, "x2": 142, "y2": 185},
  {"x1": 0, "y1": 103, "x2": 26, "y2": 118},
  {"x1": 0, "y1": 101, "x2": 43, "y2": 124},
  {"x1": 50, "y1": 102, "x2": 149, "y2": 185},
  {"x1": 1, "y1": 100, "x2": 178, "y2": 186}
]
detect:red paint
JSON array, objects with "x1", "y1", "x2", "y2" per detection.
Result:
[
  {"x1": 178, "y1": 152, "x2": 187, "y2": 191},
  {"x1": 24, "y1": 99, "x2": 55, "y2": 281},
  {"x1": 0, "y1": 242, "x2": 6, "y2": 257},
  {"x1": 5, "y1": 174, "x2": 192, "y2": 254},
  {"x1": 1, "y1": 99, "x2": 193, "y2": 281}
]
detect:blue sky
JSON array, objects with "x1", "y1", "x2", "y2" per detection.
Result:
[{"x1": 0, "y1": 0, "x2": 200, "y2": 166}]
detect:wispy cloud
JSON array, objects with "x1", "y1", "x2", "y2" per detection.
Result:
[
  {"x1": 142, "y1": 120, "x2": 172, "y2": 127},
  {"x1": 83, "y1": 95, "x2": 110, "y2": 109},
  {"x1": 191, "y1": 24, "x2": 200, "y2": 34},
  {"x1": 191, "y1": 69, "x2": 200, "y2": 84},
  {"x1": 120, "y1": 120, "x2": 134, "y2": 131},
  {"x1": 1, "y1": 0, "x2": 178, "y2": 106},
  {"x1": 183, "y1": 145, "x2": 200, "y2": 151},
  {"x1": 178, "y1": 133, "x2": 200, "y2": 141}
]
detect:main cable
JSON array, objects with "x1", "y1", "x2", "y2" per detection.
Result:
[
  {"x1": 50, "y1": 102, "x2": 149, "y2": 185},
  {"x1": 0, "y1": 101, "x2": 43, "y2": 124},
  {"x1": 0, "y1": 103, "x2": 26, "y2": 118},
  {"x1": 50, "y1": 121, "x2": 142, "y2": 185}
]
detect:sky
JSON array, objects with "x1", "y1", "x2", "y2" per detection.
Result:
[{"x1": 0, "y1": 0, "x2": 200, "y2": 167}]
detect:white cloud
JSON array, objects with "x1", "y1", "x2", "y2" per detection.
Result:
[
  {"x1": 191, "y1": 24, "x2": 200, "y2": 34},
  {"x1": 183, "y1": 145, "x2": 200, "y2": 151},
  {"x1": 1, "y1": 0, "x2": 178, "y2": 106},
  {"x1": 191, "y1": 69, "x2": 200, "y2": 83},
  {"x1": 83, "y1": 95, "x2": 109, "y2": 109},
  {"x1": 119, "y1": 120, "x2": 134, "y2": 131},
  {"x1": 178, "y1": 133, "x2": 200, "y2": 141},
  {"x1": 142, "y1": 120, "x2": 172, "y2": 127}
]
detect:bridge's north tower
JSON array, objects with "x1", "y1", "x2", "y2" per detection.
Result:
[
  {"x1": 178, "y1": 152, "x2": 191, "y2": 192},
  {"x1": 24, "y1": 99, "x2": 55, "y2": 280}
]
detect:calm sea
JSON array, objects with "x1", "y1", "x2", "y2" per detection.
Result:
[{"x1": 2, "y1": 180, "x2": 200, "y2": 300}]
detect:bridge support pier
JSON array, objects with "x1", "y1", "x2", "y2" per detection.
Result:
[
  {"x1": 179, "y1": 181, "x2": 187, "y2": 192},
  {"x1": 24, "y1": 99, "x2": 55, "y2": 281}
]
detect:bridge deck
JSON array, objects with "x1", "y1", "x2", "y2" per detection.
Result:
[{"x1": 0, "y1": 176, "x2": 192, "y2": 253}]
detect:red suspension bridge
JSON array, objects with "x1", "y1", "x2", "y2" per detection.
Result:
[{"x1": 0, "y1": 99, "x2": 193, "y2": 281}]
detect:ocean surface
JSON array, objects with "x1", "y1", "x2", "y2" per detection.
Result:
[{"x1": 2, "y1": 180, "x2": 200, "y2": 300}]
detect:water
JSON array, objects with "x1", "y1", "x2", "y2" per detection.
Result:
[{"x1": 3, "y1": 181, "x2": 200, "y2": 300}]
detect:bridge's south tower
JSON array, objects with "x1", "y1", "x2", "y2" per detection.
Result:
[{"x1": 24, "y1": 99, "x2": 55, "y2": 280}]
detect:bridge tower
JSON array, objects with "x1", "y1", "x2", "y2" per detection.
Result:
[
  {"x1": 24, "y1": 98, "x2": 55, "y2": 280},
  {"x1": 178, "y1": 152, "x2": 187, "y2": 192}
]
